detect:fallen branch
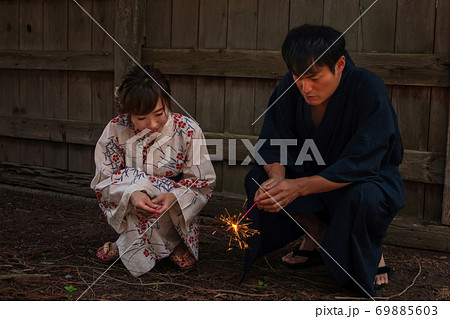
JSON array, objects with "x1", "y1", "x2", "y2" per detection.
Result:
[
  {"x1": 335, "y1": 257, "x2": 423, "y2": 301},
  {"x1": 0, "y1": 273, "x2": 51, "y2": 279}
]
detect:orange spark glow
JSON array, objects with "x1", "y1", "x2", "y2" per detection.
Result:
[{"x1": 216, "y1": 208, "x2": 260, "y2": 250}]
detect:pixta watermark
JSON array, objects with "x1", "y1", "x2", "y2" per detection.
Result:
[{"x1": 124, "y1": 131, "x2": 325, "y2": 175}]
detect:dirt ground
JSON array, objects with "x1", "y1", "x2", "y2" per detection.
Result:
[{"x1": 0, "y1": 185, "x2": 449, "y2": 301}]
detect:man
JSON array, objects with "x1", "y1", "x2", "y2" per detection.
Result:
[{"x1": 244, "y1": 25, "x2": 405, "y2": 297}]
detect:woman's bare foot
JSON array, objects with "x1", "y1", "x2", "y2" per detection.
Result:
[
  {"x1": 374, "y1": 254, "x2": 389, "y2": 286},
  {"x1": 96, "y1": 242, "x2": 119, "y2": 262},
  {"x1": 170, "y1": 244, "x2": 196, "y2": 269}
]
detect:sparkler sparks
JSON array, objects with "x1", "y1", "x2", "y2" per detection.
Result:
[{"x1": 216, "y1": 201, "x2": 259, "y2": 250}]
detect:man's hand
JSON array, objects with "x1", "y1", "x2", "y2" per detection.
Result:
[
  {"x1": 152, "y1": 193, "x2": 177, "y2": 214},
  {"x1": 255, "y1": 178, "x2": 300, "y2": 212},
  {"x1": 131, "y1": 191, "x2": 158, "y2": 217}
]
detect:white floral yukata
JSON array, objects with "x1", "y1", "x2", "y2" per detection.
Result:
[{"x1": 91, "y1": 112, "x2": 216, "y2": 276}]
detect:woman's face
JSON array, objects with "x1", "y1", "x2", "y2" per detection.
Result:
[{"x1": 130, "y1": 98, "x2": 169, "y2": 133}]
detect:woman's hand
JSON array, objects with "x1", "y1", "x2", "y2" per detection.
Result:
[
  {"x1": 130, "y1": 191, "x2": 157, "y2": 217},
  {"x1": 152, "y1": 193, "x2": 177, "y2": 214}
]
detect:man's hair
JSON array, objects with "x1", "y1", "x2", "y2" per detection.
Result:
[
  {"x1": 281, "y1": 24, "x2": 345, "y2": 75},
  {"x1": 116, "y1": 65, "x2": 171, "y2": 115}
]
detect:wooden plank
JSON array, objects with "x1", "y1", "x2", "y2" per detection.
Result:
[
  {"x1": 385, "y1": 215, "x2": 450, "y2": 253},
  {"x1": 227, "y1": 0, "x2": 258, "y2": 49},
  {"x1": 435, "y1": 0, "x2": 450, "y2": 54},
  {"x1": 196, "y1": 77, "x2": 224, "y2": 133},
  {"x1": 92, "y1": 72, "x2": 114, "y2": 123},
  {"x1": 0, "y1": 162, "x2": 94, "y2": 197},
  {"x1": 43, "y1": 0, "x2": 68, "y2": 51},
  {"x1": 69, "y1": 0, "x2": 93, "y2": 174},
  {"x1": 394, "y1": 0, "x2": 436, "y2": 221},
  {"x1": 0, "y1": 49, "x2": 447, "y2": 86},
  {"x1": 197, "y1": 0, "x2": 227, "y2": 193},
  {"x1": 257, "y1": 0, "x2": 289, "y2": 50},
  {"x1": 19, "y1": 0, "x2": 44, "y2": 167},
  {"x1": 0, "y1": 0, "x2": 19, "y2": 49},
  {"x1": 67, "y1": 71, "x2": 92, "y2": 173},
  {"x1": 0, "y1": 0, "x2": 19, "y2": 164},
  {"x1": 425, "y1": 87, "x2": 449, "y2": 221},
  {"x1": 392, "y1": 86, "x2": 430, "y2": 154},
  {"x1": 171, "y1": 0, "x2": 199, "y2": 49},
  {"x1": 169, "y1": 75, "x2": 196, "y2": 118},
  {"x1": 0, "y1": 70, "x2": 20, "y2": 115},
  {"x1": 358, "y1": 0, "x2": 396, "y2": 53},
  {"x1": 253, "y1": 79, "x2": 277, "y2": 135},
  {"x1": 92, "y1": 0, "x2": 114, "y2": 52},
  {"x1": 43, "y1": 0, "x2": 68, "y2": 170},
  {"x1": 145, "y1": 0, "x2": 171, "y2": 48},
  {"x1": 224, "y1": 78, "x2": 255, "y2": 135},
  {"x1": 395, "y1": 0, "x2": 435, "y2": 54},
  {"x1": 436, "y1": 0, "x2": 450, "y2": 226},
  {"x1": 141, "y1": 49, "x2": 450, "y2": 87},
  {"x1": 198, "y1": 0, "x2": 227, "y2": 49},
  {"x1": 443, "y1": 98, "x2": 450, "y2": 225},
  {"x1": 68, "y1": 72, "x2": 91, "y2": 121},
  {"x1": 114, "y1": 0, "x2": 146, "y2": 85},
  {"x1": 0, "y1": 117, "x2": 445, "y2": 185},
  {"x1": 226, "y1": 0, "x2": 257, "y2": 147},
  {"x1": 68, "y1": 0, "x2": 92, "y2": 51},
  {"x1": 399, "y1": 150, "x2": 445, "y2": 185},
  {"x1": 0, "y1": 116, "x2": 104, "y2": 145},
  {"x1": 43, "y1": 70, "x2": 68, "y2": 169},
  {"x1": 392, "y1": 86, "x2": 430, "y2": 218},
  {"x1": 323, "y1": 0, "x2": 359, "y2": 51},
  {"x1": 0, "y1": 50, "x2": 114, "y2": 71},
  {"x1": 19, "y1": 0, "x2": 43, "y2": 50},
  {"x1": 289, "y1": 0, "x2": 323, "y2": 28},
  {"x1": 170, "y1": 0, "x2": 198, "y2": 121},
  {"x1": 0, "y1": 136, "x2": 20, "y2": 163},
  {"x1": 222, "y1": 162, "x2": 252, "y2": 195}
]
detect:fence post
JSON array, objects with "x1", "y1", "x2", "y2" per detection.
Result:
[
  {"x1": 114, "y1": 0, "x2": 146, "y2": 88},
  {"x1": 442, "y1": 94, "x2": 450, "y2": 225}
]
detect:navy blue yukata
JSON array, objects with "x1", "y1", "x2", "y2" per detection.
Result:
[{"x1": 244, "y1": 53, "x2": 406, "y2": 297}]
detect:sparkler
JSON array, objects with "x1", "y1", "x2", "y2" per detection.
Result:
[{"x1": 216, "y1": 200, "x2": 260, "y2": 250}]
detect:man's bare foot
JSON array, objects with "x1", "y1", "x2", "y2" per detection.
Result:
[
  {"x1": 96, "y1": 242, "x2": 119, "y2": 262},
  {"x1": 170, "y1": 244, "x2": 196, "y2": 269},
  {"x1": 282, "y1": 235, "x2": 319, "y2": 264},
  {"x1": 282, "y1": 214, "x2": 326, "y2": 265},
  {"x1": 374, "y1": 254, "x2": 389, "y2": 286}
]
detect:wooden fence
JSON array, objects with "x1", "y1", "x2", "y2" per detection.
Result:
[{"x1": 0, "y1": 0, "x2": 449, "y2": 252}]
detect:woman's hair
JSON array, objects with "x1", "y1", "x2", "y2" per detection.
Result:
[
  {"x1": 115, "y1": 65, "x2": 171, "y2": 115},
  {"x1": 282, "y1": 24, "x2": 345, "y2": 76}
]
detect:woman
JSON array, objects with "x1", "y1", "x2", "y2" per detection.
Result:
[{"x1": 92, "y1": 65, "x2": 215, "y2": 275}]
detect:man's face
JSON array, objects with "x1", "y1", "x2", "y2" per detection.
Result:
[{"x1": 293, "y1": 56, "x2": 345, "y2": 107}]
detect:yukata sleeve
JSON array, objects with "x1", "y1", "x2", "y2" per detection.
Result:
[
  {"x1": 91, "y1": 121, "x2": 152, "y2": 233},
  {"x1": 318, "y1": 74, "x2": 403, "y2": 183},
  {"x1": 170, "y1": 126, "x2": 216, "y2": 221}
]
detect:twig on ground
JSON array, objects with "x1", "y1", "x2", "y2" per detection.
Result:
[
  {"x1": 335, "y1": 257, "x2": 423, "y2": 301},
  {"x1": 384, "y1": 256, "x2": 422, "y2": 301},
  {"x1": 264, "y1": 256, "x2": 278, "y2": 274},
  {"x1": 76, "y1": 266, "x2": 95, "y2": 299}
]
